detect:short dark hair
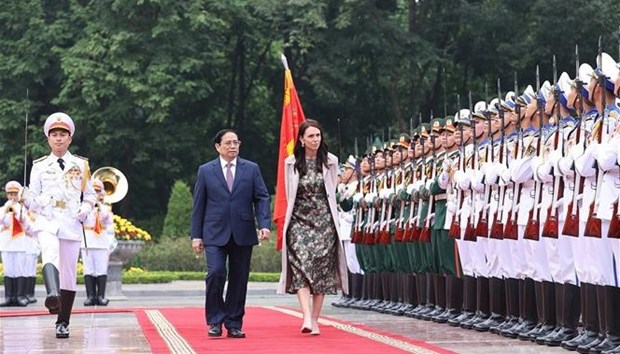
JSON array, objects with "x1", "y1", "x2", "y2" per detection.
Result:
[{"x1": 213, "y1": 129, "x2": 238, "y2": 145}]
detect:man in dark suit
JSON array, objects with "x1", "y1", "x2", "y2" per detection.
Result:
[{"x1": 190, "y1": 129, "x2": 271, "y2": 339}]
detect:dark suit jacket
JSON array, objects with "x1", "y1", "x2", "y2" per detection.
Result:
[{"x1": 190, "y1": 157, "x2": 271, "y2": 246}]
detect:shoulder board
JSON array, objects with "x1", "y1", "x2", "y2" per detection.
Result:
[
  {"x1": 609, "y1": 110, "x2": 619, "y2": 119},
  {"x1": 74, "y1": 155, "x2": 89, "y2": 161},
  {"x1": 33, "y1": 156, "x2": 47, "y2": 163}
]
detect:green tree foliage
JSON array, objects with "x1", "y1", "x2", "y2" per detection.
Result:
[
  {"x1": 1, "y1": 0, "x2": 619, "y2": 230},
  {"x1": 162, "y1": 180, "x2": 192, "y2": 239}
]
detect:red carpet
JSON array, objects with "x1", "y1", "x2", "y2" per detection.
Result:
[
  {"x1": 0, "y1": 307, "x2": 132, "y2": 318},
  {"x1": 134, "y1": 306, "x2": 456, "y2": 354}
]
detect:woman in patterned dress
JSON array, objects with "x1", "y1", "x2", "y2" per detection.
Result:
[{"x1": 277, "y1": 119, "x2": 349, "y2": 335}]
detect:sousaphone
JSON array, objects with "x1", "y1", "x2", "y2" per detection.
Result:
[{"x1": 92, "y1": 167, "x2": 128, "y2": 204}]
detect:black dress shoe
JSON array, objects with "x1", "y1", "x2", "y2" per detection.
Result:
[
  {"x1": 56, "y1": 322, "x2": 70, "y2": 339},
  {"x1": 227, "y1": 328, "x2": 246, "y2": 338},
  {"x1": 208, "y1": 324, "x2": 222, "y2": 337}
]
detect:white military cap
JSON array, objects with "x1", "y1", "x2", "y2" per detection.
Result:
[
  {"x1": 593, "y1": 52, "x2": 619, "y2": 92},
  {"x1": 488, "y1": 98, "x2": 500, "y2": 114},
  {"x1": 44, "y1": 112, "x2": 75, "y2": 137},
  {"x1": 343, "y1": 155, "x2": 357, "y2": 170},
  {"x1": 4, "y1": 181, "x2": 21, "y2": 193},
  {"x1": 571, "y1": 63, "x2": 594, "y2": 99},
  {"x1": 517, "y1": 85, "x2": 536, "y2": 105},
  {"x1": 502, "y1": 91, "x2": 516, "y2": 111},
  {"x1": 556, "y1": 72, "x2": 572, "y2": 108},
  {"x1": 472, "y1": 101, "x2": 487, "y2": 120},
  {"x1": 454, "y1": 109, "x2": 472, "y2": 126}
]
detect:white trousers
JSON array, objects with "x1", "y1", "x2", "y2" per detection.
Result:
[
  {"x1": 506, "y1": 230, "x2": 526, "y2": 279},
  {"x1": 81, "y1": 248, "x2": 111, "y2": 276},
  {"x1": 38, "y1": 231, "x2": 81, "y2": 291},
  {"x1": 522, "y1": 226, "x2": 552, "y2": 282},
  {"x1": 487, "y1": 238, "x2": 513, "y2": 278},
  {"x1": 456, "y1": 236, "x2": 475, "y2": 277},
  {"x1": 24, "y1": 253, "x2": 38, "y2": 277},
  {"x1": 342, "y1": 241, "x2": 362, "y2": 274},
  {"x1": 0, "y1": 251, "x2": 28, "y2": 277}
]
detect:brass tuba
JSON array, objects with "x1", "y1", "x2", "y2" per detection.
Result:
[{"x1": 92, "y1": 167, "x2": 128, "y2": 204}]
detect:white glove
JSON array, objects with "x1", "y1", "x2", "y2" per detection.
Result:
[
  {"x1": 76, "y1": 203, "x2": 93, "y2": 223},
  {"x1": 447, "y1": 201, "x2": 457, "y2": 214},
  {"x1": 352, "y1": 192, "x2": 364, "y2": 203},
  {"x1": 536, "y1": 164, "x2": 553, "y2": 184},
  {"x1": 17, "y1": 187, "x2": 29, "y2": 203},
  {"x1": 442, "y1": 159, "x2": 453, "y2": 174},
  {"x1": 557, "y1": 157, "x2": 575, "y2": 177}
]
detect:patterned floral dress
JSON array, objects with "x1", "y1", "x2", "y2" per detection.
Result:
[{"x1": 286, "y1": 159, "x2": 338, "y2": 295}]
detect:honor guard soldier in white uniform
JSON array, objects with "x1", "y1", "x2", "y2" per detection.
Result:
[
  {"x1": 21, "y1": 112, "x2": 97, "y2": 339},
  {"x1": 81, "y1": 178, "x2": 117, "y2": 306},
  {"x1": 0, "y1": 181, "x2": 31, "y2": 307}
]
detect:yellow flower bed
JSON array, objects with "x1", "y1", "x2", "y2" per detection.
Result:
[{"x1": 113, "y1": 215, "x2": 152, "y2": 242}]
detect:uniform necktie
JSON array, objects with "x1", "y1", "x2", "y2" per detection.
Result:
[
  {"x1": 225, "y1": 163, "x2": 234, "y2": 192},
  {"x1": 58, "y1": 158, "x2": 65, "y2": 170}
]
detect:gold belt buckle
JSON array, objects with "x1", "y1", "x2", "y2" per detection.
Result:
[{"x1": 55, "y1": 200, "x2": 67, "y2": 209}]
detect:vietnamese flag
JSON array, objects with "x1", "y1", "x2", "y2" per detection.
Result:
[
  {"x1": 11, "y1": 214, "x2": 24, "y2": 238},
  {"x1": 274, "y1": 54, "x2": 305, "y2": 251}
]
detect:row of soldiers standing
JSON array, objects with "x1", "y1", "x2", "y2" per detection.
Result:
[{"x1": 334, "y1": 50, "x2": 620, "y2": 354}]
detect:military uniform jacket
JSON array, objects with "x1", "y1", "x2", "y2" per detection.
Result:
[
  {"x1": 81, "y1": 203, "x2": 116, "y2": 249},
  {"x1": 27, "y1": 152, "x2": 97, "y2": 241},
  {"x1": 0, "y1": 202, "x2": 31, "y2": 252}
]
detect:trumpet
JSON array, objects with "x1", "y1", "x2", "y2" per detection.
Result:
[{"x1": 92, "y1": 167, "x2": 128, "y2": 204}]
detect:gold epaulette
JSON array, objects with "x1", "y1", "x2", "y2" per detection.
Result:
[{"x1": 33, "y1": 156, "x2": 47, "y2": 164}]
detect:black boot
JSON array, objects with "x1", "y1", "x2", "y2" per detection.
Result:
[
  {"x1": 520, "y1": 280, "x2": 545, "y2": 341},
  {"x1": 545, "y1": 283, "x2": 580, "y2": 346},
  {"x1": 0, "y1": 276, "x2": 16, "y2": 306},
  {"x1": 96, "y1": 275, "x2": 110, "y2": 306},
  {"x1": 590, "y1": 286, "x2": 620, "y2": 354},
  {"x1": 332, "y1": 271, "x2": 352, "y2": 307},
  {"x1": 83, "y1": 275, "x2": 97, "y2": 306},
  {"x1": 506, "y1": 278, "x2": 537, "y2": 338},
  {"x1": 55, "y1": 289, "x2": 76, "y2": 338},
  {"x1": 495, "y1": 277, "x2": 519, "y2": 334},
  {"x1": 430, "y1": 274, "x2": 446, "y2": 321},
  {"x1": 563, "y1": 283, "x2": 599, "y2": 351},
  {"x1": 578, "y1": 285, "x2": 608, "y2": 354},
  {"x1": 26, "y1": 276, "x2": 37, "y2": 303},
  {"x1": 449, "y1": 275, "x2": 475, "y2": 326},
  {"x1": 461, "y1": 276, "x2": 489, "y2": 330},
  {"x1": 42, "y1": 263, "x2": 61, "y2": 314},
  {"x1": 474, "y1": 277, "x2": 506, "y2": 332},
  {"x1": 14, "y1": 277, "x2": 29, "y2": 306}
]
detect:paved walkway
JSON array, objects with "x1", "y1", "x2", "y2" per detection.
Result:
[{"x1": 0, "y1": 281, "x2": 566, "y2": 353}]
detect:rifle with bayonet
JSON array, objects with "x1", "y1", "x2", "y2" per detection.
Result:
[
  {"x1": 363, "y1": 153, "x2": 378, "y2": 245},
  {"x1": 418, "y1": 129, "x2": 436, "y2": 244},
  {"x1": 504, "y1": 73, "x2": 523, "y2": 240},
  {"x1": 463, "y1": 92, "x2": 478, "y2": 241},
  {"x1": 351, "y1": 138, "x2": 365, "y2": 244},
  {"x1": 449, "y1": 97, "x2": 464, "y2": 239},
  {"x1": 475, "y1": 92, "x2": 493, "y2": 238},
  {"x1": 607, "y1": 33, "x2": 620, "y2": 238},
  {"x1": 584, "y1": 37, "x2": 607, "y2": 238},
  {"x1": 562, "y1": 45, "x2": 584, "y2": 237},
  {"x1": 542, "y1": 56, "x2": 563, "y2": 239},
  {"x1": 524, "y1": 66, "x2": 545, "y2": 241},
  {"x1": 490, "y1": 79, "x2": 506, "y2": 239}
]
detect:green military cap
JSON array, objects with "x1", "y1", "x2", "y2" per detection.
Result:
[
  {"x1": 419, "y1": 123, "x2": 431, "y2": 138},
  {"x1": 444, "y1": 116, "x2": 456, "y2": 132},
  {"x1": 411, "y1": 127, "x2": 420, "y2": 140},
  {"x1": 431, "y1": 118, "x2": 445, "y2": 133},
  {"x1": 395, "y1": 133, "x2": 411, "y2": 149}
]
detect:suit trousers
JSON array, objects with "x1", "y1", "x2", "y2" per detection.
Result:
[
  {"x1": 204, "y1": 237, "x2": 253, "y2": 330},
  {"x1": 37, "y1": 231, "x2": 81, "y2": 291}
]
